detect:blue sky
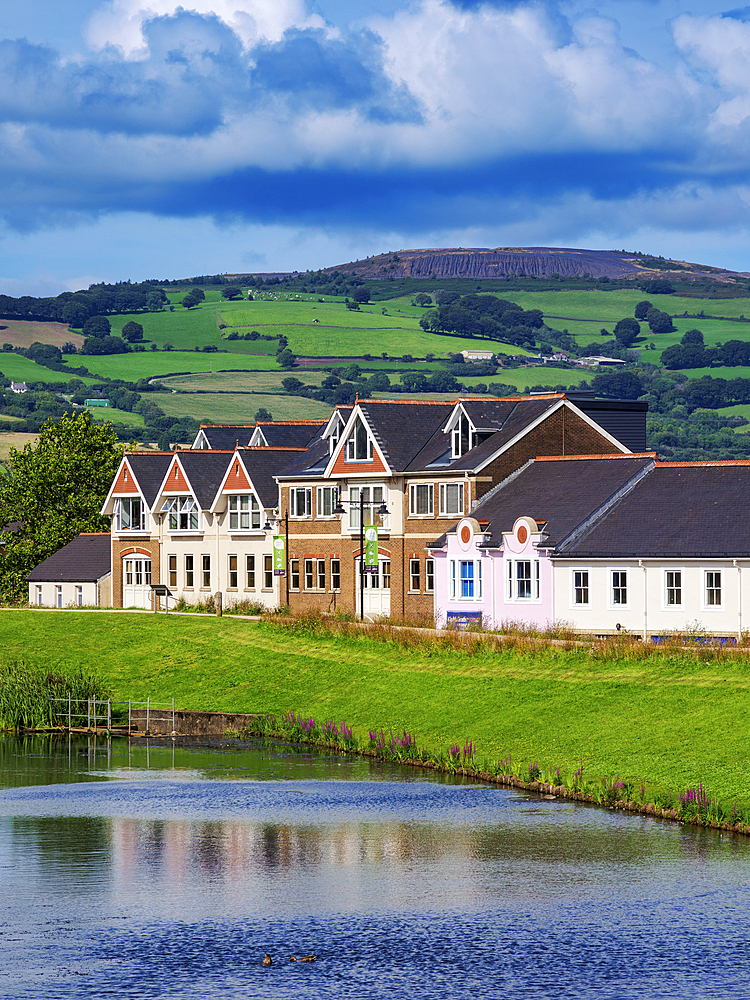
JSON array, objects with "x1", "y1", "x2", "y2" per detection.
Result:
[{"x1": 2, "y1": 0, "x2": 750, "y2": 294}]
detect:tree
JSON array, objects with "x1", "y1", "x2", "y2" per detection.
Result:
[
  {"x1": 122, "y1": 321, "x2": 144, "y2": 343},
  {"x1": 277, "y1": 348, "x2": 296, "y2": 369},
  {"x1": 681, "y1": 328, "x2": 704, "y2": 347},
  {"x1": 82, "y1": 315, "x2": 111, "y2": 338},
  {"x1": 614, "y1": 317, "x2": 640, "y2": 348},
  {"x1": 646, "y1": 309, "x2": 676, "y2": 333},
  {"x1": 634, "y1": 300, "x2": 652, "y2": 320},
  {"x1": 352, "y1": 286, "x2": 371, "y2": 304},
  {"x1": 222, "y1": 286, "x2": 243, "y2": 300},
  {"x1": 254, "y1": 407, "x2": 273, "y2": 421},
  {"x1": 413, "y1": 293, "x2": 432, "y2": 307},
  {"x1": 182, "y1": 289, "x2": 204, "y2": 309},
  {"x1": 282, "y1": 377, "x2": 305, "y2": 393},
  {"x1": 0, "y1": 412, "x2": 122, "y2": 602}
]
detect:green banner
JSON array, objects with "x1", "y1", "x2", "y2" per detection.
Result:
[
  {"x1": 273, "y1": 535, "x2": 286, "y2": 576},
  {"x1": 364, "y1": 526, "x2": 378, "y2": 573}
]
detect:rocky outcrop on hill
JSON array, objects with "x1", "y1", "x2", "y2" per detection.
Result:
[{"x1": 323, "y1": 247, "x2": 743, "y2": 282}]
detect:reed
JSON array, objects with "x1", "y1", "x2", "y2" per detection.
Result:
[{"x1": 0, "y1": 658, "x2": 107, "y2": 731}]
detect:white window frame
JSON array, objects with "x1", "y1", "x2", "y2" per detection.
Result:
[
  {"x1": 56, "y1": 585, "x2": 63, "y2": 608},
  {"x1": 570, "y1": 568, "x2": 591, "y2": 608},
  {"x1": 458, "y1": 559, "x2": 481, "y2": 600},
  {"x1": 185, "y1": 554, "x2": 194, "y2": 589},
  {"x1": 330, "y1": 558, "x2": 341, "y2": 591},
  {"x1": 506, "y1": 559, "x2": 541, "y2": 603},
  {"x1": 703, "y1": 568, "x2": 723, "y2": 610},
  {"x1": 36, "y1": 585, "x2": 43, "y2": 606},
  {"x1": 425, "y1": 558, "x2": 435, "y2": 594},
  {"x1": 345, "y1": 416, "x2": 373, "y2": 462},
  {"x1": 409, "y1": 483, "x2": 434, "y2": 517},
  {"x1": 439, "y1": 482, "x2": 464, "y2": 517},
  {"x1": 228, "y1": 554, "x2": 238, "y2": 590},
  {"x1": 290, "y1": 558, "x2": 300, "y2": 591},
  {"x1": 201, "y1": 554, "x2": 211, "y2": 589},
  {"x1": 113, "y1": 497, "x2": 145, "y2": 532},
  {"x1": 450, "y1": 560, "x2": 456, "y2": 599},
  {"x1": 263, "y1": 555, "x2": 273, "y2": 590},
  {"x1": 316, "y1": 485, "x2": 339, "y2": 518},
  {"x1": 609, "y1": 568, "x2": 629, "y2": 609},
  {"x1": 76, "y1": 585, "x2": 83, "y2": 607},
  {"x1": 246, "y1": 554, "x2": 256, "y2": 590},
  {"x1": 228, "y1": 494, "x2": 261, "y2": 531},
  {"x1": 410, "y1": 558, "x2": 421, "y2": 592},
  {"x1": 163, "y1": 496, "x2": 200, "y2": 532},
  {"x1": 664, "y1": 568, "x2": 683, "y2": 610},
  {"x1": 168, "y1": 554, "x2": 177, "y2": 589},
  {"x1": 348, "y1": 484, "x2": 389, "y2": 531},
  {"x1": 289, "y1": 486, "x2": 312, "y2": 518}
]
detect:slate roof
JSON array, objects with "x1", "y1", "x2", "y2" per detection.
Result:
[
  {"x1": 175, "y1": 451, "x2": 237, "y2": 509},
  {"x1": 125, "y1": 454, "x2": 173, "y2": 507},
  {"x1": 561, "y1": 463, "x2": 750, "y2": 558},
  {"x1": 197, "y1": 425, "x2": 255, "y2": 449},
  {"x1": 27, "y1": 533, "x2": 111, "y2": 583},
  {"x1": 275, "y1": 407, "x2": 352, "y2": 479},
  {"x1": 355, "y1": 400, "x2": 454, "y2": 471},
  {"x1": 429, "y1": 454, "x2": 655, "y2": 549},
  {"x1": 236, "y1": 448, "x2": 307, "y2": 507},
  {"x1": 254, "y1": 421, "x2": 326, "y2": 448}
]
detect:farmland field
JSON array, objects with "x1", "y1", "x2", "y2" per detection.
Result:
[
  {"x1": 0, "y1": 319, "x2": 83, "y2": 350},
  {"x1": 61, "y1": 351, "x2": 281, "y2": 381},
  {"x1": 84, "y1": 405, "x2": 145, "y2": 427},
  {"x1": 0, "y1": 353, "x2": 86, "y2": 383},
  {"x1": 149, "y1": 391, "x2": 332, "y2": 423},
  {"x1": 159, "y1": 370, "x2": 325, "y2": 392},
  {"x1": 0, "y1": 431, "x2": 38, "y2": 461}
]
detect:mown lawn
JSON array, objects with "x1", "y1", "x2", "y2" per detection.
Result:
[{"x1": 3, "y1": 611, "x2": 750, "y2": 808}]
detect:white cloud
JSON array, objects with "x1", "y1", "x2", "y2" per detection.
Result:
[{"x1": 86, "y1": 0, "x2": 325, "y2": 56}]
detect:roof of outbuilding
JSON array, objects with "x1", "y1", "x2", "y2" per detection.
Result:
[
  {"x1": 27, "y1": 533, "x2": 111, "y2": 583},
  {"x1": 560, "y1": 462, "x2": 750, "y2": 558}
]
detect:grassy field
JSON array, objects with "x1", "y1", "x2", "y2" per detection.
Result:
[
  {"x1": 84, "y1": 405, "x2": 145, "y2": 427},
  {"x1": 0, "y1": 354, "x2": 81, "y2": 383},
  {"x1": 0, "y1": 319, "x2": 83, "y2": 350},
  {"x1": 3, "y1": 611, "x2": 750, "y2": 810},
  {"x1": 150, "y1": 391, "x2": 332, "y2": 422},
  {"x1": 159, "y1": 370, "x2": 325, "y2": 392},
  {"x1": 62, "y1": 351, "x2": 282, "y2": 381},
  {"x1": 0, "y1": 431, "x2": 38, "y2": 460}
]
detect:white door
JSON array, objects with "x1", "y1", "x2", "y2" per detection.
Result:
[
  {"x1": 123, "y1": 557, "x2": 152, "y2": 608},
  {"x1": 357, "y1": 558, "x2": 391, "y2": 617}
]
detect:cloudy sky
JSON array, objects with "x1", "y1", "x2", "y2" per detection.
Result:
[{"x1": 2, "y1": 0, "x2": 750, "y2": 294}]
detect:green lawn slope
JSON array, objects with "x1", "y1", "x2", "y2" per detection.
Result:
[{"x1": 3, "y1": 611, "x2": 750, "y2": 809}]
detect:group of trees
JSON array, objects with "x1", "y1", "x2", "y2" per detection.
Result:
[
  {"x1": 661, "y1": 329, "x2": 750, "y2": 370},
  {"x1": 419, "y1": 293, "x2": 544, "y2": 349},
  {"x1": 634, "y1": 299, "x2": 676, "y2": 333},
  {"x1": 0, "y1": 282, "x2": 167, "y2": 328}
]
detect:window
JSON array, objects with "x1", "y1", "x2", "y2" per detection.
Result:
[
  {"x1": 202, "y1": 555, "x2": 211, "y2": 589},
  {"x1": 410, "y1": 558, "x2": 421, "y2": 591},
  {"x1": 36, "y1": 585, "x2": 42, "y2": 606},
  {"x1": 76, "y1": 586, "x2": 83, "y2": 607},
  {"x1": 516, "y1": 561, "x2": 532, "y2": 599},
  {"x1": 168, "y1": 555, "x2": 177, "y2": 588},
  {"x1": 331, "y1": 559, "x2": 340, "y2": 590},
  {"x1": 328, "y1": 421, "x2": 341, "y2": 455},
  {"x1": 228, "y1": 555, "x2": 238, "y2": 589},
  {"x1": 345, "y1": 416, "x2": 373, "y2": 460},
  {"x1": 409, "y1": 483, "x2": 434, "y2": 516},
  {"x1": 163, "y1": 496, "x2": 199, "y2": 531},
  {"x1": 666, "y1": 570, "x2": 682, "y2": 607},
  {"x1": 506, "y1": 560, "x2": 539, "y2": 601},
  {"x1": 425, "y1": 559, "x2": 435, "y2": 593},
  {"x1": 113, "y1": 497, "x2": 144, "y2": 531},
  {"x1": 56, "y1": 586, "x2": 63, "y2": 608},
  {"x1": 185, "y1": 555, "x2": 194, "y2": 588},
  {"x1": 305, "y1": 558, "x2": 314, "y2": 589},
  {"x1": 290, "y1": 559, "x2": 300, "y2": 590},
  {"x1": 382, "y1": 560, "x2": 391, "y2": 590},
  {"x1": 228, "y1": 494, "x2": 261, "y2": 530},
  {"x1": 460, "y1": 561, "x2": 474, "y2": 598},
  {"x1": 290, "y1": 487, "x2": 312, "y2": 517},
  {"x1": 573, "y1": 570, "x2": 589, "y2": 605},
  {"x1": 124, "y1": 559, "x2": 151, "y2": 588},
  {"x1": 611, "y1": 570, "x2": 627, "y2": 606},
  {"x1": 451, "y1": 413, "x2": 470, "y2": 459},
  {"x1": 439, "y1": 483, "x2": 464, "y2": 517},
  {"x1": 316, "y1": 486, "x2": 338, "y2": 517},
  {"x1": 349, "y1": 485, "x2": 387, "y2": 529},
  {"x1": 246, "y1": 555, "x2": 255, "y2": 589},
  {"x1": 264, "y1": 555, "x2": 273, "y2": 589},
  {"x1": 705, "y1": 570, "x2": 722, "y2": 607}
]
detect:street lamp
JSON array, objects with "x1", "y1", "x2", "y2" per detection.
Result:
[{"x1": 332, "y1": 491, "x2": 389, "y2": 621}]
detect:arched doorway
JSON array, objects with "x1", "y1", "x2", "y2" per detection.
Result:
[{"x1": 122, "y1": 553, "x2": 152, "y2": 608}]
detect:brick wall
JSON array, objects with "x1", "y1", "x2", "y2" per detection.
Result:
[{"x1": 112, "y1": 538, "x2": 160, "y2": 608}]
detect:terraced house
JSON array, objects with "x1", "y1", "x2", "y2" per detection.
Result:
[
  {"x1": 101, "y1": 447, "x2": 299, "y2": 609},
  {"x1": 275, "y1": 393, "x2": 646, "y2": 619}
]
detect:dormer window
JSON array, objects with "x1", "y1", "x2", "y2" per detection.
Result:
[
  {"x1": 113, "y1": 498, "x2": 144, "y2": 531},
  {"x1": 329, "y1": 421, "x2": 341, "y2": 455},
  {"x1": 451, "y1": 414, "x2": 470, "y2": 458},
  {"x1": 346, "y1": 417, "x2": 373, "y2": 461},
  {"x1": 162, "y1": 496, "x2": 200, "y2": 531}
]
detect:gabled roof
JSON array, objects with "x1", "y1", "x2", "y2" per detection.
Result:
[
  {"x1": 235, "y1": 448, "x2": 307, "y2": 507},
  {"x1": 192, "y1": 425, "x2": 256, "y2": 449},
  {"x1": 251, "y1": 420, "x2": 326, "y2": 448},
  {"x1": 27, "y1": 533, "x2": 111, "y2": 583},
  {"x1": 162, "y1": 451, "x2": 236, "y2": 510},
  {"x1": 430, "y1": 454, "x2": 656, "y2": 549},
  {"x1": 121, "y1": 454, "x2": 173, "y2": 507},
  {"x1": 277, "y1": 410, "x2": 352, "y2": 479},
  {"x1": 560, "y1": 462, "x2": 750, "y2": 558},
  {"x1": 351, "y1": 399, "x2": 454, "y2": 473}
]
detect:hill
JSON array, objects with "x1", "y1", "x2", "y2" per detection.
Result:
[{"x1": 319, "y1": 247, "x2": 746, "y2": 283}]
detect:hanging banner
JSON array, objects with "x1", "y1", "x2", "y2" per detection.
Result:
[
  {"x1": 273, "y1": 535, "x2": 286, "y2": 576},
  {"x1": 364, "y1": 526, "x2": 378, "y2": 574}
]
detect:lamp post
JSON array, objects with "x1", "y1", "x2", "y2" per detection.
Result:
[
  {"x1": 333, "y1": 491, "x2": 389, "y2": 621},
  {"x1": 264, "y1": 509, "x2": 290, "y2": 608}
]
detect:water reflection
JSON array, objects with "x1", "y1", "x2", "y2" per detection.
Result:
[{"x1": 1, "y1": 734, "x2": 750, "y2": 999}]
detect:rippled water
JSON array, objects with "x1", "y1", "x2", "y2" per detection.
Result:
[{"x1": 1, "y1": 734, "x2": 749, "y2": 999}]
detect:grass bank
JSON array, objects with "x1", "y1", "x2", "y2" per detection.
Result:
[{"x1": 2, "y1": 610, "x2": 750, "y2": 815}]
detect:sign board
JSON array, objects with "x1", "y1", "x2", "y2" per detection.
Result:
[
  {"x1": 273, "y1": 535, "x2": 286, "y2": 576},
  {"x1": 446, "y1": 610, "x2": 483, "y2": 631},
  {"x1": 364, "y1": 526, "x2": 378, "y2": 574}
]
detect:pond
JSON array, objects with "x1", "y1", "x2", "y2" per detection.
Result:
[{"x1": 1, "y1": 734, "x2": 749, "y2": 999}]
